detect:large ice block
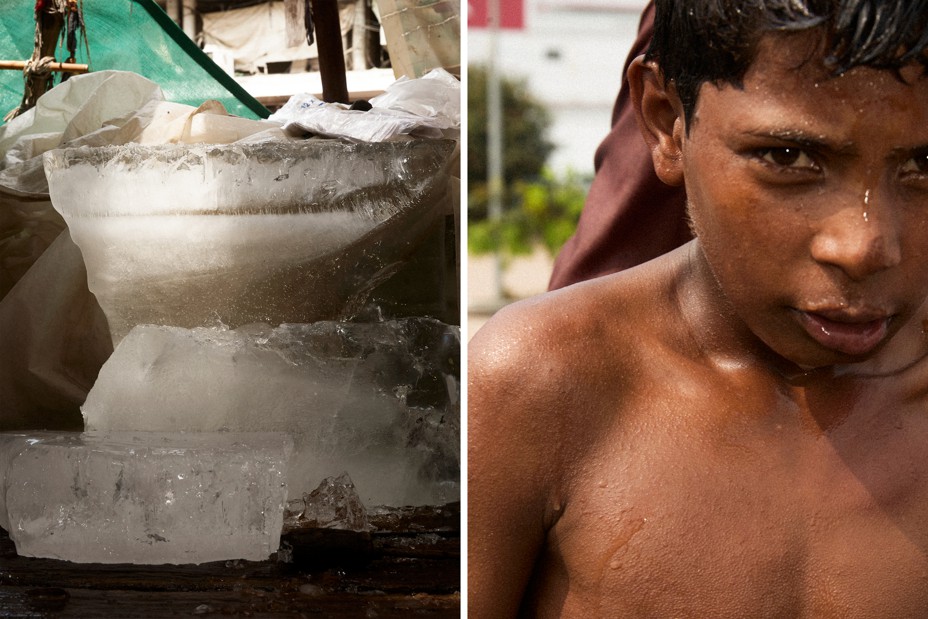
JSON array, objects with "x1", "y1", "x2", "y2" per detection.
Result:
[
  {"x1": 0, "y1": 432, "x2": 292, "y2": 564},
  {"x1": 43, "y1": 138, "x2": 455, "y2": 344},
  {"x1": 81, "y1": 319, "x2": 460, "y2": 507}
]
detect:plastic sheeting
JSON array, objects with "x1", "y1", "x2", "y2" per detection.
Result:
[
  {"x1": 376, "y1": 0, "x2": 460, "y2": 79},
  {"x1": 200, "y1": 1, "x2": 356, "y2": 74},
  {"x1": 268, "y1": 67, "x2": 460, "y2": 141}
]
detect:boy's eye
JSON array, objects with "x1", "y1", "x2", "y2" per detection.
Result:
[
  {"x1": 758, "y1": 147, "x2": 817, "y2": 170},
  {"x1": 900, "y1": 154, "x2": 928, "y2": 175}
]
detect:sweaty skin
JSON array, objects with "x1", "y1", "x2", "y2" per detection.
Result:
[{"x1": 468, "y1": 33, "x2": 928, "y2": 618}]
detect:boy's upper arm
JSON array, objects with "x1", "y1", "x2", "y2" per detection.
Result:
[{"x1": 467, "y1": 308, "x2": 571, "y2": 617}]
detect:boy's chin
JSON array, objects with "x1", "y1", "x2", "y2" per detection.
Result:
[
  {"x1": 763, "y1": 336, "x2": 916, "y2": 380},
  {"x1": 750, "y1": 329, "x2": 876, "y2": 376}
]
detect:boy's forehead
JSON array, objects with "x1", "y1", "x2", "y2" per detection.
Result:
[
  {"x1": 744, "y1": 30, "x2": 840, "y2": 85},
  {"x1": 690, "y1": 31, "x2": 928, "y2": 144},
  {"x1": 721, "y1": 30, "x2": 928, "y2": 105},
  {"x1": 745, "y1": 29, "x2": 928, "y2": 86}
]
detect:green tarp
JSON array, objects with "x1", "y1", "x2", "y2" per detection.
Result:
[{"x1": 0, "y1": 0, "x2": 269, "y2": 123}]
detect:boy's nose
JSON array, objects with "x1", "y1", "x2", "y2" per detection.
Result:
[{"x1": 809, "y1": 191, "x2": 902, "y2": 281}]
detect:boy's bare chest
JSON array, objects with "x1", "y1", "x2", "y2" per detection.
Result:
[{"x1": 533, "y1": 388, "x2": 928, "y2": 617}]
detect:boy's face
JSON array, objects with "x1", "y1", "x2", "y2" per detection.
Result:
[{"x1": 681, "y1": 32, "x2": 928, "y2": 372}]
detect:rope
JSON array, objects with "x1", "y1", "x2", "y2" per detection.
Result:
[{"x1": 22, "y1": 55, "x2": 56, "y2": 77}]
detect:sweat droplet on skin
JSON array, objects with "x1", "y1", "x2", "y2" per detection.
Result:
[{"x1": 863, "y1": 189, "x2": 870, "y2": 222}]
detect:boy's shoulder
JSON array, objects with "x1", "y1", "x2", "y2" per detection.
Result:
[
  {"x1": 470, "y1": 274, "x2": 634, "y2": 385},
  {"x1": 469, "y1": 255, "x2": 679, "y2": 388},
  {"x1": 468, "y1": 254, "x2": 684, "y2": 448}
]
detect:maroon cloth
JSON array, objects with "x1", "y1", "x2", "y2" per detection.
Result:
[{"x1": 547, "y1": 2, "x2": 691, "y2": 290}]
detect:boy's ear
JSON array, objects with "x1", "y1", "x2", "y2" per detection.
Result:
[{"x1": 628, "y1": 56, "x2": 685, "y2": 187}]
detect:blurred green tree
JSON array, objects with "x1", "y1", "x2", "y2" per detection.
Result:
[
  {"x1": 468, "y1": 65, "x2": 590, "y2": 256},
  {"x1": 467, "y1": 65, "x2": 554, "y2": 221},
  {"x1": 469, "y1": 170, "x2": 589, "y2": 256}
]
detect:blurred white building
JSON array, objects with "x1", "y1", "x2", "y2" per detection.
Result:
[{"x1": 468, "y1": 0, "x2": 648, "y2": 173}]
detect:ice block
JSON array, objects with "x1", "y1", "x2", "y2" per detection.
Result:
[
  {"x1": 43, "y1": 138, "x2": 455, "y2": 344},
  {"x1": 0, "y1": 431, "x2": 292, "y2": 564},
  {"x1": 81, "y1": 319, "x2": 460, "y2": 507}
]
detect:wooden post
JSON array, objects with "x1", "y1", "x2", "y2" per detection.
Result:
[
  {"x1": 166, "y1": 0, "x2": 181, "y2": 27},
  {"x1": 309, "y1": 0, "x2": 349, "y2": 103},
  {"x1": 182, "y1": 0, "x2": 197, "y2": 42},
  {"x1": 8, "y1": 3, "x2": 66, "y2": 119},
  {"x1": 351, "y1": 0, "x2": 367, "y2": 71},
  {"x1": 364, "y1": 0, "x2": 382, "y2": 69},
  {"x1": 33, "y1": 8, "x2": 64, "y2": 99}
]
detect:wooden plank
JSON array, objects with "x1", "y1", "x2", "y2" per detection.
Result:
[{"x1": 0, "y1": 503, "x2": 460, "y2": 617}]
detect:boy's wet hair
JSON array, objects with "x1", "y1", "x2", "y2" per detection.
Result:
[{"x1": 647, "y1": 0, "x2": 928, "y2": 124}]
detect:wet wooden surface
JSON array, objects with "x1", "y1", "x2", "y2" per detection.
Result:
[{"x1": 0, "y1": 504, "x2": 460, "y2": 618}]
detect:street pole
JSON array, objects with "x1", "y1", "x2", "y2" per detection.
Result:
[{"x1": 486, "y1": 0, "x2": 504, "y2": 304}]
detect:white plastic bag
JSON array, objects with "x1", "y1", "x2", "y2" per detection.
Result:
[{"x1": 268, "y1": 68, "x2": 460, "y2": 142}]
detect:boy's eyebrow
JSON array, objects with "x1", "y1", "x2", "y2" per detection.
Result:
[{"x1": 743, "y1": 128, "x2": 857, "y2": 154}]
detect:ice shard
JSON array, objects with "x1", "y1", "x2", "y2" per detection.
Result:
[
  {"x1": 0, "y1": 432, "x2": 292, "y2": 564},
  {"x1": 81, "y1": 318, "x2": 460, "y2": 507},
  {"x1": 42, "y1": 138, "x2": 456, "y2": 344},
  {"x1": 287, "y1": 473, "x2": 371, "y2": 532}
]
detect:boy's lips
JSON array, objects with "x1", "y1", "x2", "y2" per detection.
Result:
[{"x1": 793, "y1": 309, "x2": 891, "y2": 356}]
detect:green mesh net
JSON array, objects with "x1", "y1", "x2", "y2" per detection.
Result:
[{"x1": 0, "y1": 0, "x2": 269, "y2": 123}]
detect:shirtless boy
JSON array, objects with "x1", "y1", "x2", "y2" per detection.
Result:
[{"x1": 468, "y1": 1, "x2": 928, "y2": 616}]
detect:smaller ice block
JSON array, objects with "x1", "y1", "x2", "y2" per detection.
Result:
[
  {"x1": 0, "y1": 432, "x2": 292, "y2": 564},
  {"x1": 82, "y1": 319, "x2": 461, "y2": 507}
]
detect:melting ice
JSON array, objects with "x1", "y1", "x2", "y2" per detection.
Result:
[
  {"x1": 81, "y1": 318, "x2": 460, "y2": 508},
  {"x1": 42, "y1": 139, "x2": 456, "y2": 344},
  {"x1": 0, "y1": 431, "x2": 292, "y2": 564}
]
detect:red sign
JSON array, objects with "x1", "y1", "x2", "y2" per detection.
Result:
[{"x1": 468, "y1": 0, "x2": 524, "y2": 29}]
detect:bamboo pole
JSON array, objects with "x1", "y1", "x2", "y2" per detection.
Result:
[{"x1": 0, "y1": 60, "x2": 89, "y2": 73}]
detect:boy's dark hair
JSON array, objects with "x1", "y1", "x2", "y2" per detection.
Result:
[{"x1": 647, "y1": 0, "x2": 928, "y2": 125}]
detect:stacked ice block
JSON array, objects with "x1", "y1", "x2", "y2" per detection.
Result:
[
  {"x1": 0, "y1": 432, "x2": 292, "y2": 564},
  {"x1": 0, "y1": 136, "x2": 459, "y2": 564},
  {"x1": 43, "y1": 139, "x2": 456, "y2": 344},
  {"x1": 81, "y1": 319, "x2": 461, "y2": 507}
]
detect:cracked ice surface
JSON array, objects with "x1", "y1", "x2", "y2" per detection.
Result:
[
  {"x1": 43, "y1": 138, "x2": 456, "y2": 344},
  {"x1": 81, "y1": 318, "x2": 460, "y2": 507},
  {"x1": 0, "y1": 432, "x2": 292, "y2": 564}
]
